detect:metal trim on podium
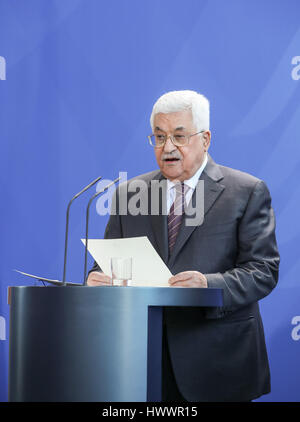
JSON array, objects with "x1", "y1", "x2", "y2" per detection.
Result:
[{"x1": 8, "y1": 286, "x2": 223, "y2": 402}]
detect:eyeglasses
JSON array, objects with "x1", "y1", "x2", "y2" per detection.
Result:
[{"x1": 147, "y1": 130, "x2": 204, "y2": 148}]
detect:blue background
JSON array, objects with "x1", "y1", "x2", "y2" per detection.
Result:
[{"x1": 1, "y1": 0, "x2": 300, "y2": 401}]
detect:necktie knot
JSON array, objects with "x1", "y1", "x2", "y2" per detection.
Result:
[
  {"x1": 174, "y1": 181, "x2": 184, "y2": 196},
  {"x1": 173, "y1": 183, "x2": 190, "y2": 215}
]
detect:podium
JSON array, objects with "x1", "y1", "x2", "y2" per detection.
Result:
[{"x1": 8, "y1": 286, "x2": 223, "y2": 402}]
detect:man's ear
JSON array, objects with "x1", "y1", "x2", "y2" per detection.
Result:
[{"x1": 203, "y1": 131, "x2": 211, "y2": 151}]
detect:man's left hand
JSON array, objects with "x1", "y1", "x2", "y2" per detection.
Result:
[{"x1": 168, "y1": 271, "x2": 208, "y2": 288}]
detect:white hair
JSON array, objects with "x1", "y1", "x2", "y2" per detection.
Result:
[{"x1": 150, "y1": 90, "x2": 210, "y2": 132}]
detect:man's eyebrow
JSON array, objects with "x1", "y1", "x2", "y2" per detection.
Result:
[{"x1": 154, "y1": 126, "x2": 186, "y2": 132}]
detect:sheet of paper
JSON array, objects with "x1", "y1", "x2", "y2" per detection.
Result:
[{"x1": 82, "y1": 236, "x2": 172, "y2": 287}]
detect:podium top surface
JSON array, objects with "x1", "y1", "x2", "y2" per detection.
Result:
[{"x1": 8, "y1": 285, "x2": 223, "y2": 307}]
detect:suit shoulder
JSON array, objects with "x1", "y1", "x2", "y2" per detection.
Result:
[
  {"x1": 219, "y1": 164, "x2": 262, "y2": 188},
  {"x1": 129, "y1": 169, "x2": 161, "y2": 183},
  {"x1": 217, "y1": 164, "x2": 272, "y2": 200},
  {"x1": 214, "y1": 164, "x2": 274, "y2": 214},
  {"x1": 119, "y1": 169, "x2": 161, "y2": 188}
]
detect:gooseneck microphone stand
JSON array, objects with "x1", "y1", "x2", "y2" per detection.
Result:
[
  {"x1": 83, "y1": 176, "x2": 120, "y2": 285},
  {"x1": 62, "y1": 176, "x2": 102, "y2": 285}
]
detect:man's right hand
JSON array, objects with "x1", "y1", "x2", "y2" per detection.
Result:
[{"x1": 87, "y1": 271, "x2": 112, "y2": 286}]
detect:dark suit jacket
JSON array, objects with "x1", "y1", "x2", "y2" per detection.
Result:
[{"x1": 90, "y1": 155, "x2": 280, "y2": 402}]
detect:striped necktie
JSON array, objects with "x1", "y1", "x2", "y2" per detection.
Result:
[{"x1": 168, "y1": 182, "x2": 189, "y2": 255}]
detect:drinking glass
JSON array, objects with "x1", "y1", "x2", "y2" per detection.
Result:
[{"x1": 111, "y1": 257, "x2": 132, "y2": 286}]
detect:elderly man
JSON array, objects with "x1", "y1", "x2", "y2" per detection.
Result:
[{"x1": 88, "y1": 90, "x2": 279, "y2": 402}]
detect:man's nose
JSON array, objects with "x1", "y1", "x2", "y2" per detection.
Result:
[{"x1": 163, "y1": 136, "x2": 177, "y2": 153}]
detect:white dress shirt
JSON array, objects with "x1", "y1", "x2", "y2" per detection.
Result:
[{"x1": 166, "y1": 153, "x2": 208, "y2": 214}]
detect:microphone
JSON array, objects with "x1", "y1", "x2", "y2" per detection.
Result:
[
  {"x1": 62, "y1": 175, "x2": 102, "y2": 285},
  {"x1": 83, "y1": 176, "x2": 121, "y2": 285},
  {"x1": 14, "y1": 270, "x2": 82, "y2": 287}
]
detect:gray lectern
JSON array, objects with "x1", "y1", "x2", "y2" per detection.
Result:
[{"x1": 8, "y1": 286, "x2": 223, "y2": 402}]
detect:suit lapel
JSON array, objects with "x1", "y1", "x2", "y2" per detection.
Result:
[
  {"x1": 168, "y1": 156, "x2": 225, "y2": 267},
  {"x1": 149, "y1": 174, "x2": 169, "y2": 263}
]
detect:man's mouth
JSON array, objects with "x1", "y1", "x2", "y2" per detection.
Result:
[{"x1": 163, "y1": 157, "x2": 180, "y2": 162}]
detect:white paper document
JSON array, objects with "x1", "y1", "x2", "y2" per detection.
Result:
[{"x1": 82, "y1": 236, "x2": 172, "y2": 287}]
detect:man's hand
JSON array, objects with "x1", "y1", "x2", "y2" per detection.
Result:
[
  {"x1": 87, "y1": 271, "x2": 112, "y2": 286},
  {"x1": 168, "y1": 271, "x2": 208, "y2": 288}
]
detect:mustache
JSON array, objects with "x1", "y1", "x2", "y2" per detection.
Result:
[{"x1": 161, "y1": 152, "x2": 182, "y2": 161}]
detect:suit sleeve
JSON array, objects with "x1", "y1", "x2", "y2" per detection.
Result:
[
  {"x1": 88, "y1": 190, "x2": 123, "y2": 275},
  {"x1": 205, "y1": 180, "x2": 280, "y2": 313}
]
